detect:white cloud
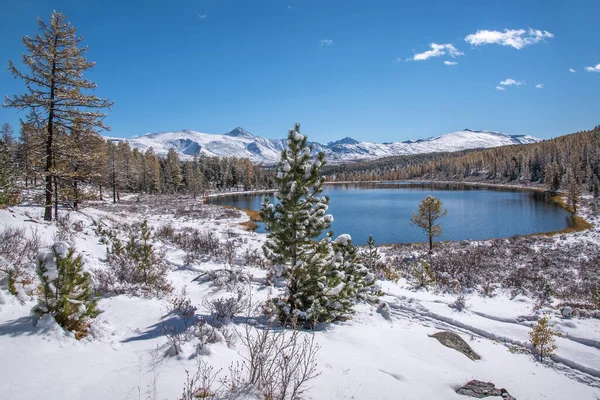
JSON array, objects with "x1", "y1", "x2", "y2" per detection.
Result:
[
  {"x1": 320, "y1": 39, "x2": 334, "y2": 47},
  {"x1": 198, "y1": 13, "x2": 207, "y2": 19},
  {"x1": 496, "y1": 86, "x2": 505, "y2": 91},
  {"x1": 499, "y1": 78, "x2": 525, "y2": 87},
  {"x1": 444, "y1": 61, "x2": 458, "y2": 66},
  {"x1": 465, "y1": 28, "x2": 553, "y2": 50},
  {"x1": 535, "y1": 83, "x2": 544, "y2": 89},
  {"x1": 412, "y1": 43, "x2": 463, "y2": 61},
  {"x1": 569, "y1": 68, "x2": 577, "y2": 73},
  {"x1": 394, "y1": 57, "x2": 403, "y2": 63},
  {"x1": 585, "y1": 64, "x2": 600, "y2": 72}
]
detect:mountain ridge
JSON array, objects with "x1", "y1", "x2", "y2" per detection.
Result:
[{"x1": 109, "y1": 127, "x2": 540, "y2": 165}]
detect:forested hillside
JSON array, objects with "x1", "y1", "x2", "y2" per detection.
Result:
[{"x1": 324, "y1": 126, "x2": 600, "y2": 195}]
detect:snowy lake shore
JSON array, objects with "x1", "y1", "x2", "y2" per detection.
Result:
[{"x1": 0, "y1": 192, "x2": 599, "y2": 400}]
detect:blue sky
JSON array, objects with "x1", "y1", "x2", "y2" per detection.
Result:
[{"x1": 1, "y1": 0, "x2": 599, "y2": 143}]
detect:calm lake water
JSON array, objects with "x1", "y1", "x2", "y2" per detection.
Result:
[{"x1": 208, "y1": 182, "x2": 572, "y2": 245}]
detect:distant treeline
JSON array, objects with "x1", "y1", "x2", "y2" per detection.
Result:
[{"x1": 323, "y1": 126, "x2": 600, "y2": 196}]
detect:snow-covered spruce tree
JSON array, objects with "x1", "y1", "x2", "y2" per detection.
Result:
[
  {"x1": 261, "y1": 124, "x2": 377, "y2": 325},
  {"x1": 261, "y1": 124, "x2": 331, "y2": 324},
  {"x1": 32, "y1": 242, "x2": 99, "y2": 338},
  {"x1": 324, "y1": 234, "x2": 378, "y2": 320}
]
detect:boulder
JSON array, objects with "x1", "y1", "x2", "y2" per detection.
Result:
[
  {"x1": 456, "y1": 380, "x2": 516, "y2": 399},
  {"x1": 429, "y1": 331, "x2": 481, "y2": 360},
  {"x1": 562, "y1": 306, "x2": 573, "y2": 318}
]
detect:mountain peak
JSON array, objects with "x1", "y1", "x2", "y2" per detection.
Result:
[
  {"x1": 328, "y1": 137, "x2": 360, "y2": 146},
  {"x1": 226, "y1": 127, "x2": 254, "y2": 138}
]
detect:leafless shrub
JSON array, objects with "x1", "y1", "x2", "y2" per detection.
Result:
[
  {"x1": 179, "y1": 359, "x2": 223, "y2": 400},
  {"x1": 222, "y1": 240, "x2": 236, "y2": 266},
  {"x1": 172, "y1": 227, "x2": 224, "y2": 262},
  {"x1": 154, "y1": 223, "x2": 176, "y2": 243},
  {"x1": 239, "y1": 321, "x2": 321, "y2": 400},
  {"x1": 54, "y1": 213, "x2": 73, "y2": 241},
  {"x1": 242, "y1": 248, "x2": 268, "y2": 269},
  {"x1": 204, "y1": 293, "x2": 247, "y2": 327},
  {"x1": 72, "y1": 220, "x2": 85, "y2": 232},
  {"x1": 167, "y1": 287, "x2": 198, "y2": 322}
]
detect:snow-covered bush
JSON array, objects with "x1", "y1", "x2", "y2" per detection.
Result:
[
  {"x1": 0, "y1": 226, "x2": 42, "y2": 302},
  {"x1": 373, "y1": 261, "x2": 401, "y2": 282},
  {"x1": 96, "y1": 220, "x2": 172, "y2": 297},
  {"x1": 167, "y1": 287, "x2": 197, "y2": 322},
  {"x1": 410, "y1": 258, "x2": 435, "y2": 289},
  {"x1": 239, "y1": 321, "x2": 321, "y2": 400},
  {"x1": 243, "y1": 247, "x2": 269, "y2": 269},
  {"x1": 32, "y1": 242, "x2": 99, "y2": 339},
  {"x1": 168, "y1": 226, "x2": 227, "y2": 263},
  {"x1": 204, "y1": 293, "x2": 246, "y2": 327},
  {"x1": 193, "y1": 268, "x2": 251, "y2": 292},
  {"x1": 448, "y1": 284, "x2": 469, "y2": 312},
  {"x1": 179, "y1": 359, "x2": 222, "y2": 400},
  {"x1": 163, "y1": 315, "x2": 223, "y2": 357},
  {"x1": 54, "y1": 213, "x2": 73, "y2": 242}
]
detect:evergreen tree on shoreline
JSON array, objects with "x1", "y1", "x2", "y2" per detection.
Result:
[{"x1": 261, "y1": 124, "x2": 377, "y2": 325}]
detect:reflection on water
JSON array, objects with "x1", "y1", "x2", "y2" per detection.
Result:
[{"x1": 209, "y1": 182, "x2": 572, "y2": 245}]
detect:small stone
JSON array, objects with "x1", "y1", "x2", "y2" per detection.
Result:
[
  {"x1": 429, "y1": 331, "x2": 481, "y2": 360},
  {"x1": 376, "y1": 302, "x2": 391, "y2": 321},
  {"x1": 456, "y1": 380, "x2": 516, "y2": 399}
]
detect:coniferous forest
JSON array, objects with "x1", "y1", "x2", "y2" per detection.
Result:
[{"x1": 324, "y1": 126, "x2": 600, "y2": 196}]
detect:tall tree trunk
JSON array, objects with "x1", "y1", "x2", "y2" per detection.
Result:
[
  {"x1": 53, "y1": 175, "x2": 58, "y2": 220},
  {"x1": 44, "y1": 36, "x2": 58, "y2": 221},
  {"x1": 73, "y1": 180, "x2": 79, "y2": 211}
]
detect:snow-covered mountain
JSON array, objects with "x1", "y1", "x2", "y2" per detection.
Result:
[{"x1": 110, "y1": 127, "x2": 540, "y2": 165}]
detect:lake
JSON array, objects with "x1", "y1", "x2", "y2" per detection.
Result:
[{"x1": 208, "y1": 182, "x2": 572, "y2": 245}]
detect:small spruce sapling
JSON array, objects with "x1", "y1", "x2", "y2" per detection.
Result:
[
  {"x1": 410, "y1": 258, "x2": 435, "y2": 288},
  {"x1": 33, "y1": 242, "x2": 99, "y2": 338},
  {"x1": 364, "y1": 234, "x2": 381, "y2": 271},
  {"x1": 529, "y1": 314, "x2": 561, "y2": 362}
]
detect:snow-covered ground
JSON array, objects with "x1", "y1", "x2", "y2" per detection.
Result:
[{"x1": 1, "y1": 195, "x2": 599, "y2": 400}]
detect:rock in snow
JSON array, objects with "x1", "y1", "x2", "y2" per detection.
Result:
[
  {"x1": 562, "y1": 306, "x2": 573, "y2": 317},
  {"x1": 429, "y1": 331, "x2": 481, "y2": 361},
  {"x1": 376, "y1": 302, "x2": 392, "y2": 321},
  {"x1": 456, "y1": 380, "x2": 516, "y2": 399}
]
